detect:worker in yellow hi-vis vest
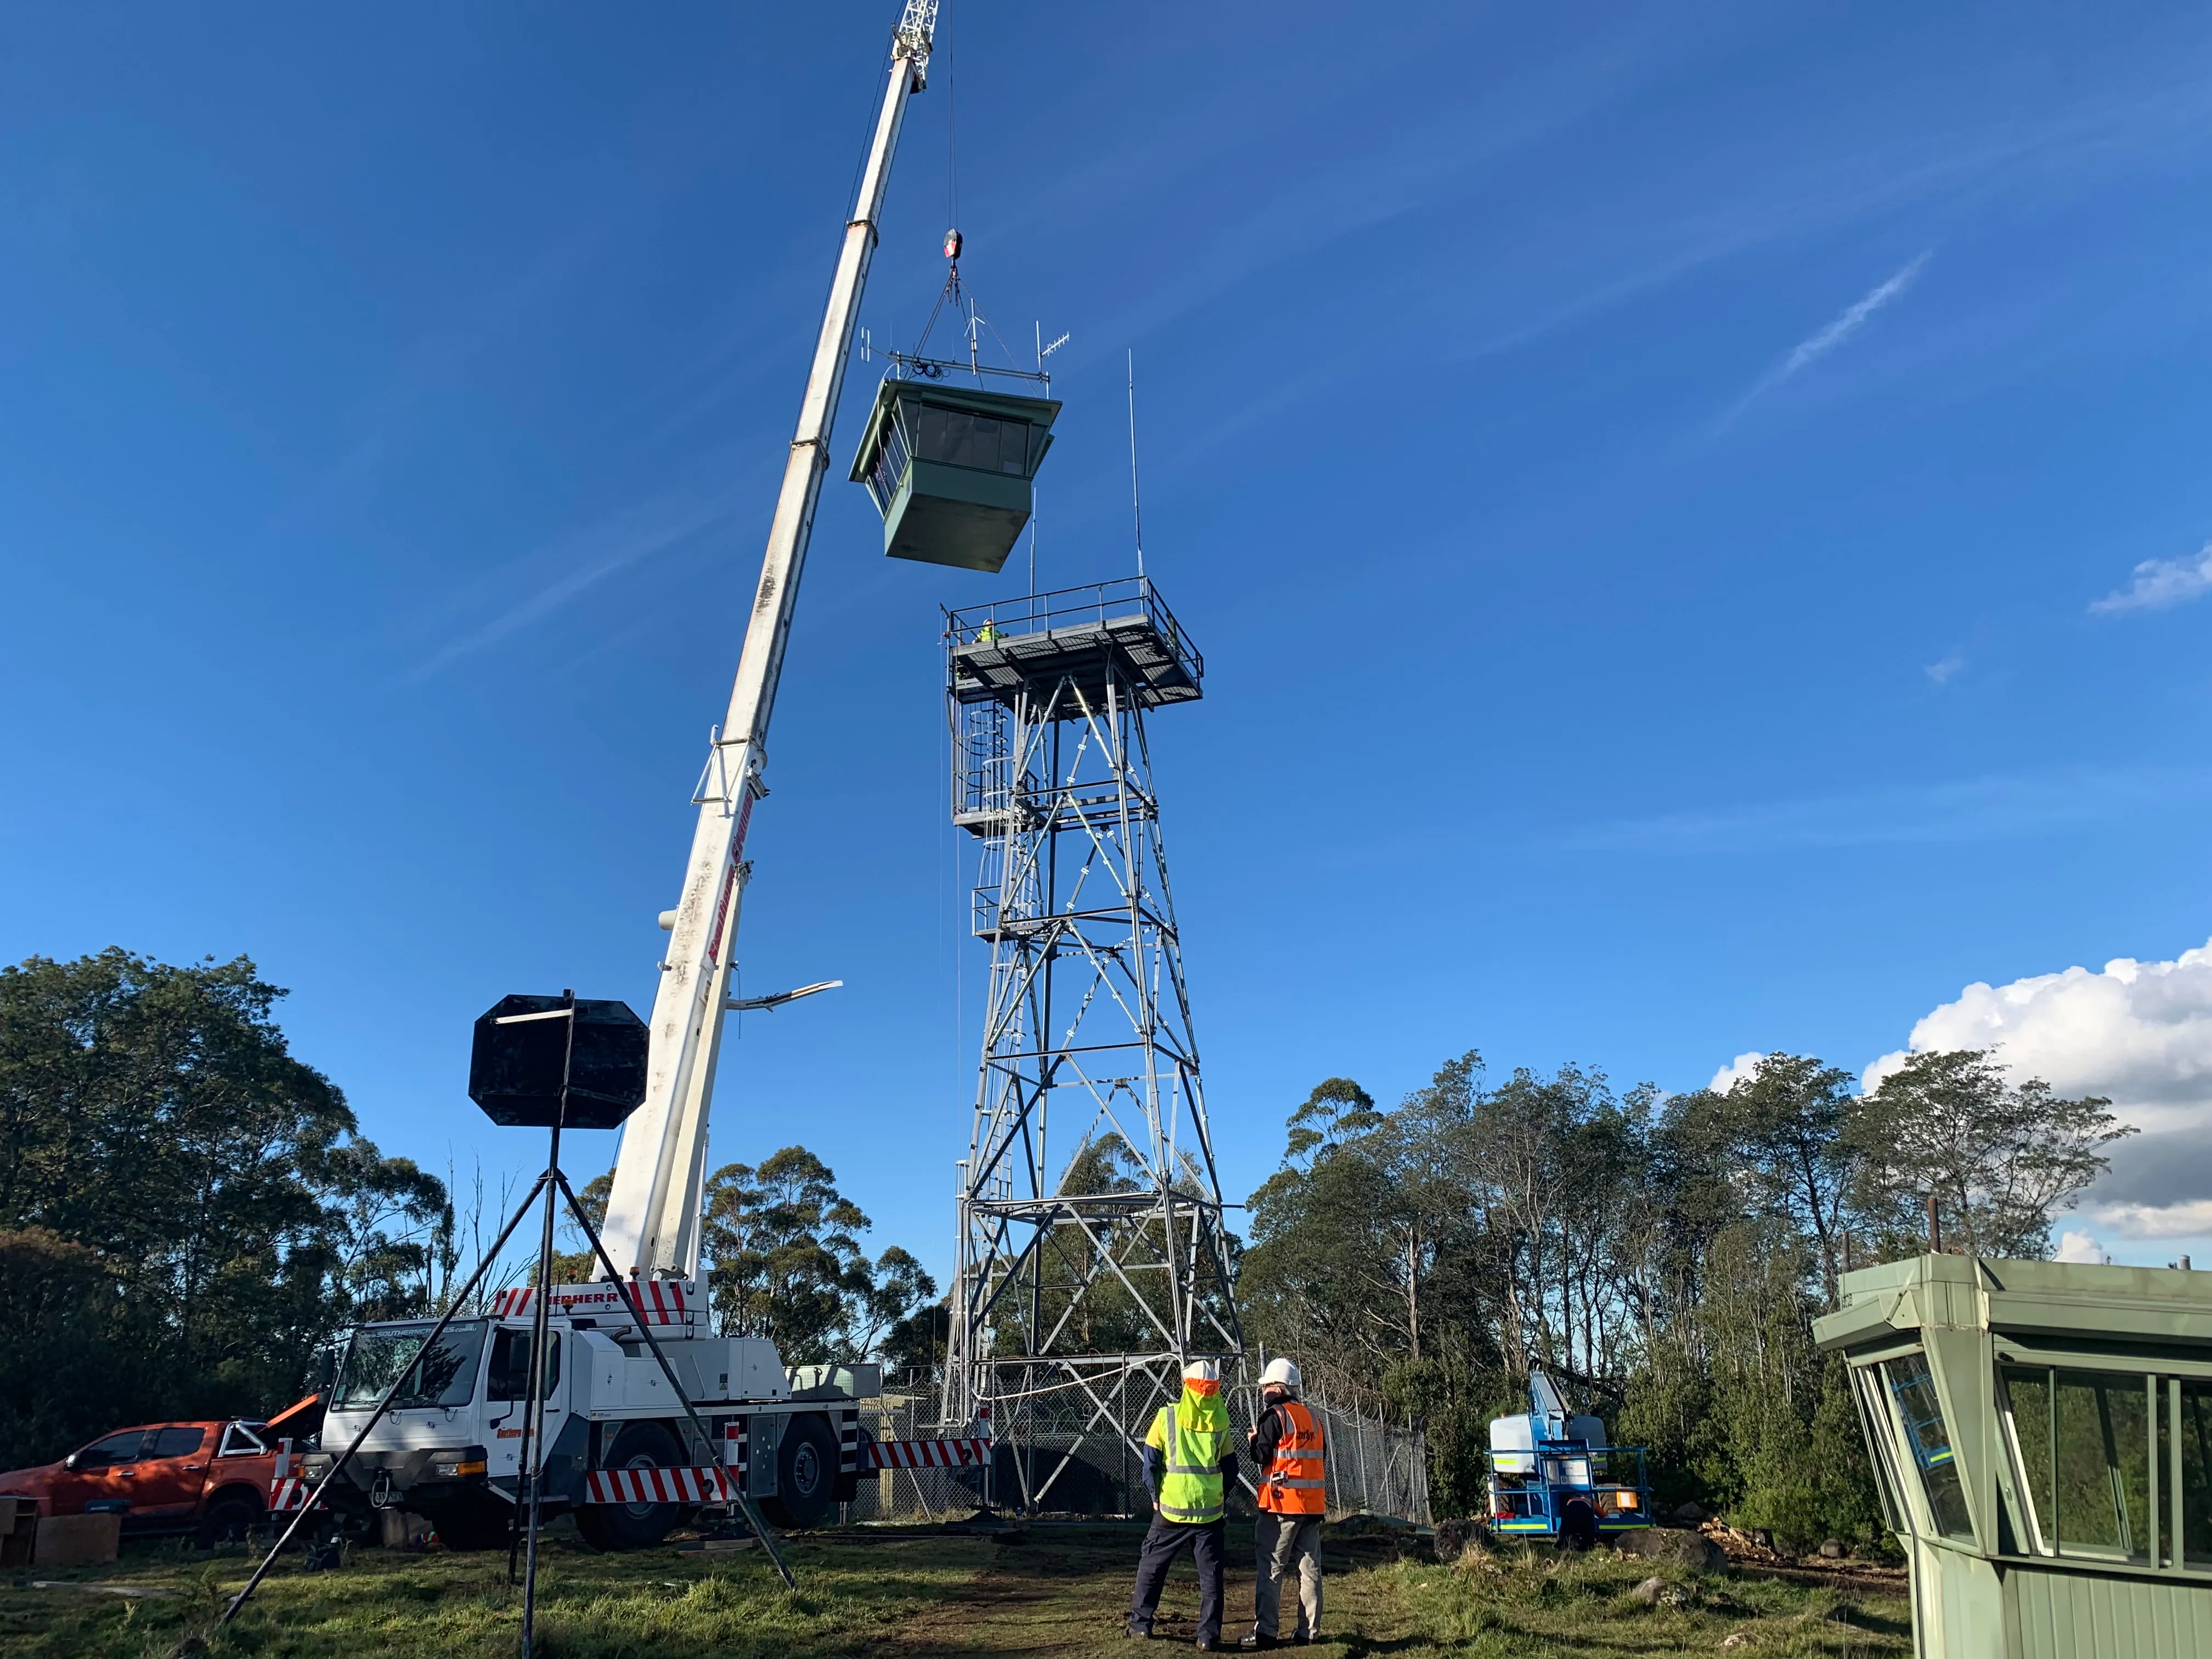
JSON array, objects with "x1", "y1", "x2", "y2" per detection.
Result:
[
  {"x1": 1127, "y1": 1359, "x2": 1240, "y2": 1649},
  {"x1": 1240, "y1": 1357, "x2": 1326, "y2": 1649}
]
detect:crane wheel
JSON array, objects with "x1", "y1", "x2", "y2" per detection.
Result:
[
  {"x1": 577, "y1": 1423, "x2": 686, "y2": 1551},
  {"x1": 759, "y1": 1413, "x2": 837, "y2": 1530}
]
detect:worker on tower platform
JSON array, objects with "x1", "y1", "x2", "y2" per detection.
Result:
[
  {"x1": 1240, "y1": 1357, "x2": 1325, "y2": 1650},
  {"x1": 1127, "y1": 1359, "x2": 1238, "y2": 1649}
]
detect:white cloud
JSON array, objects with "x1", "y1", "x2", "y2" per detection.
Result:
[
  {"x1": 1925, "y1": 651, "x2": 1965, "y2": 685},
  {"x1": 1709, "y1": 1052, "x2": 1766, "y2": 1093},
  {"x1": 2090, "y1": 540, "x2": 2212, "y2": 615},
  {"x1": 1866, "y1": 938, "x2": 2212, "y2": 1239},
  {"x1": 1776, "y1": 253, "x2": 1931, "y2": 381},
  {"x1": 2055, "y1": 1229, "x2": 2107, "y2": 1264},
  {"x1": 1720, "y1": 251, "x2": 1931, "y2": 425},
  {"x1": 2088, "y1": 1201, "x2": 2212, "y2": 1240}
]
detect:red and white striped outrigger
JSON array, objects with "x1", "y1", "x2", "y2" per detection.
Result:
[
  {"x1": 579, "y1": 1417, "x2": 752, "y2": 1507},
  {"x1": 867, "y1": 1436, "x2": 991, "y2": 1470},
  {"x1": 582, "y1": 1464, "x2": 741, "y2": 1505},
  {"x1": 868, "y1": 1403, "x2": 992, "y2": 1470}
]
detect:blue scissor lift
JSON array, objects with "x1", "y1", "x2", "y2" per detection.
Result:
[{"x1": 1486, "y1": 1372, "x2": 1653, "y2": 1547}]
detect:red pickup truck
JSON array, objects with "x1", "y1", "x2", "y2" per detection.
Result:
[{"x1": 0, "y1": 1397, "x2": 318, "y2": 1543}]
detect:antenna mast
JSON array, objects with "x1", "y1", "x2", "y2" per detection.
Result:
[{"x1": 1127, "y1": 349, "x2": 1146, "y2": 579}]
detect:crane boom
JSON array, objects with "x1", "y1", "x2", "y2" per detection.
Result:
[{"x1": 600, "y1": 2, "x2": 939, "y2": 1282}]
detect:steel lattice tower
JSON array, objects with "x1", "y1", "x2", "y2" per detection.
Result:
[{"x1": 939, "y1": 577, "x2": 1241, "y2": 1512}]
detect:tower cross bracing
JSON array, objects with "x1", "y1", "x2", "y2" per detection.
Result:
[{"x1": 941, "y1": 577, "x2": 1240, "y2": 1513}]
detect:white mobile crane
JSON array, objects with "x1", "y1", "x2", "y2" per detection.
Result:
[{"x1": 297, "y1": 1, "x2": 943, "y2": 1551}]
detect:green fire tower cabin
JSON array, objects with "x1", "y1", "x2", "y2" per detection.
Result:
[
  {"x1": 849, "y1": 376, "x2": 1060, "y2": 574},
  {"x1": 1814, "y1": 1254, "x2": 2212, "y2": 1657}
]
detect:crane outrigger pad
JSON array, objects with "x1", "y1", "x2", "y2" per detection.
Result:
[{"x1": 849, "y1": 377, "x2": 1060, "y2": 573}]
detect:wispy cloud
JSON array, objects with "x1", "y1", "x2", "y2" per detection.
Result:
[
  {"x1": 1568, "y1": 765, "x2": 2209, "y2": 855},
  {"x1": 2090, "y1": 540, "x2": 2212, "y2": 614},
  {"x1": 407, "y1": 489, "x2": 741, "y2": 682},
  {"x1": 1719, "y1": 252, "x2": 1931, "y2": 426},
  {"x1": 1924, "y1": 650, "x2": 1966, "y2": 685}
]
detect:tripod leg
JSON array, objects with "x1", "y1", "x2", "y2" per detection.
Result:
[
  {"x1": 552, "y1": 1171, "x2": 797, "y2": 1589},
  {"x1": 517, "y1": 1132, "x2": 561, "y2": 1652},
  {"x1": 201, "y1": 1171, "x2": 552, "y2": 1648}
]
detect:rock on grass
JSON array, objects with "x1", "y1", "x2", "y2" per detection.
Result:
[{"x1": 1613, "y1": 1528, "x2": 1729, "y2": 1573}]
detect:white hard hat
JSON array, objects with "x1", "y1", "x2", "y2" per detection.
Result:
[
  {"x1": 1182, "y1": 1359, "x2": 1220, "y2": 1384},
  {"x1": 1261, "y1": 1357, "x2": 1302, "y2": 1392}
]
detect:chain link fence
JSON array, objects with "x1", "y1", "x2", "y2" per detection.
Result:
[
  {"x1": 846, "y1": 1376, "x2": 1429, "y2": 1527},
  {"x1": 1303, "y1": 1384, "x2": 1432, "y2": 1527}
]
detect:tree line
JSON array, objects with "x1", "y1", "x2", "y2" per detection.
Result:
[
  {"x1": 1238, "y1": 1047, "x2": 2132, "y2": 1545},
  {"x1": 0, "y1": 951, "x2": 933, "y2": 1471}
]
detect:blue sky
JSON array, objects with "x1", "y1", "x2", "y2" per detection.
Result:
[{"x1": 7, "y1": 3, "x2": 2212, "y2": 1280}]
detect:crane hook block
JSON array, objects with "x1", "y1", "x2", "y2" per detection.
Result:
[
  {"x1": 944, "y1": 227, "x2": 962, "y2": 261},
  {"x1": 849, "y1": 377, "x2": 1062, "y2": 574}
]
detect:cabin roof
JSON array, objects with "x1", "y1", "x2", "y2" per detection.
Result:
[{"x1": 1814, "y1": 1251, "x2": 2212, "y2": 1353}]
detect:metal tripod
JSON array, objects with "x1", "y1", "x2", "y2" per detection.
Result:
[{"x1": 200, "y1": 1003, "x2": 791, "y2": 1658}]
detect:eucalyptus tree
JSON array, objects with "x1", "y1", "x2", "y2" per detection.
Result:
[{"x1": 1847, "y1": 1049, "x2": 2133, "y2": 1259}]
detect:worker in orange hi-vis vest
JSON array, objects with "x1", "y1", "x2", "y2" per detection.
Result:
[{"x1": 1240, "y1": 1357, "x2": 1326, "y2": 1650}]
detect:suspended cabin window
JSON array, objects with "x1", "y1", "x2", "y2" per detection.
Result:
[{"x1": 849, "y1": 379, "x2": 1060, "y2": 574}]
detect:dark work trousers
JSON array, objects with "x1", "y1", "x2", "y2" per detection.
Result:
[{"x1": 1128, "y1": 1514, "x2": 1227, "y2": 1643}]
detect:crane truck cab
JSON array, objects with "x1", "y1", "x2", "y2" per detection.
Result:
[
  {"x1": 1487, "y1": 1372, "x2": 1651, "y2": 1549},
  {"x1": 299, "y1": 1295, "x2": 874, "y2": 1551}
]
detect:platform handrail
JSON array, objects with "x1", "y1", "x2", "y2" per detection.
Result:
[{"x1": 945, "y1": 576, "x2": 1202, "y2": 687}]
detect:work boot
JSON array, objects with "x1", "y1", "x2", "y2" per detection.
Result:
[
  {"x1": 1125, "y1": 1622, "x2": 1152, "y2": 1640},
  {"x1": 1239, "y1": 1635, "x2": 1276, "y2": 1651},
  {"x1": 1195, "y1": 1641, "x2": 1219, "y2": 1653}
]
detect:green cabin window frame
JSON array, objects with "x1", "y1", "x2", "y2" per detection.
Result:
[
  {"x1": 1997, "y1": 1361, "x2": 2212, "y2": 1573},
  {"x1": 1850, "y1": 1364, "x2": 1911, "y2": 1536},
  {"x1": 855, "y1": 388, "x2": 1054, "y2": 518},
  {"x1": 1882, "y1": 1351, "x2": 1977, "y2": 1544},
  {"x1": 863, "y1": 413, "x2": 911, "y2": 516}
]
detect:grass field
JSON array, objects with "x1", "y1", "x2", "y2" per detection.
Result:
[{"x1": 0, "y1": 1522, "x2": 1912, "y2": 1657}]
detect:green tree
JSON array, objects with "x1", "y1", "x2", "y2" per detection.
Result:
[
  {"x1": 701, "y1": 1146, "x2": 931, "y2": 1363},
  {"x1": 543, "y1": 1171, "x2": 614, "y2": 1286},
  {"x1": 0, "y1": 950, "x2": 448, "y2": 1463},
  {"x1": 1675, "y1": 1054, "x2": 1860, "y2": 1302},
  {"x1": 0, "y1": 1228, "x2": 144, "y2": 1472},
  {"x1": 1848, "y1": 1049, "x2": 2134, "y2": 1259},
  {"x1": 879, "y1": 1295, "x2": 951, "y2": 1381},
  {"x1": 324, "y1": 1139, "x2": 450, "y2": 1322},
  {"x1": 853, "y1": 1245, "x2": 938, "y2": 1359}
]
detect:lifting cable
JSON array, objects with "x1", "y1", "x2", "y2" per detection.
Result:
[{"x1": 907, "y1": 0, "x2": 1031, "y2": 382}]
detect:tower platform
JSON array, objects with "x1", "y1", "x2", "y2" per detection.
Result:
[{"x1": 946, "y1": 578, "x2": 1201, "y2": 718}]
